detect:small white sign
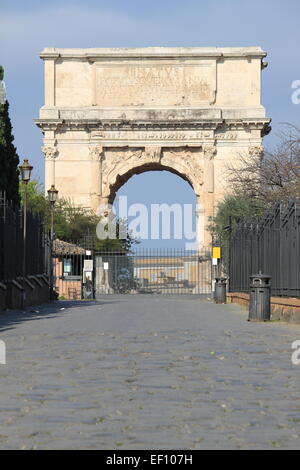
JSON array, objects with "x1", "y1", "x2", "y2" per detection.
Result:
[
  {"x1": 84, "y1": 259, "x2": 93, "y2": 271},
  {"x1": 212, "y1": 258, "x2": 218, "y2": 266},
  {"x1": 86, "y1": 250, "x2": 92, "y2": 256},
  {"x1": 0, "y1": 341, "x2": 6, "y2": 365},
  {"x1": 103, "y1": 262, "x2": 109, "y2": 271}
]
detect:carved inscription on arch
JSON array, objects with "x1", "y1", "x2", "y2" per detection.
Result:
[{"x1": 95, "y1": 62, "x2": 217, "y2": 107}]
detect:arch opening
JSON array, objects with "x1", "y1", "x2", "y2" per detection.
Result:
[
  {"x1": 112, "y1": 168, "x2": 198, "y2": 250},
  {"x1": 108, "y1": 162, "x2": 195, "y2": 205}
]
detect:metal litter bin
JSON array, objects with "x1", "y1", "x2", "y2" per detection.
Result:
[
  {"x1": 214, "y1": 277, "x2": 227, "y2": 304},
  {"x1": 249, "y1": 273, "x2": 271, "y2": 322}
]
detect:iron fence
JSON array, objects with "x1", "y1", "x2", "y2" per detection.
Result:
[
  {"x1": 229, "y1": 201, "x2": 300, "y2": 297},
  {"x1": 0, "y1": 192, "x2": 49, "y2": 282},
  {"x1": 94, "y1": 248, "x2": 212, "y2": 296},
  {"x1": 51, "y1": 246, "x2": 213, "y2": 299}
]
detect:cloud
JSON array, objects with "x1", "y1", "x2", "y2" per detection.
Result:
[{"x1": 0, "y1": 0, "x2": 300, "y2": 182}]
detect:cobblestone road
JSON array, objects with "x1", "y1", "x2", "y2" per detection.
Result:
[{"x1": 0, "y1": 295, "x2": 300, "y2": 450}]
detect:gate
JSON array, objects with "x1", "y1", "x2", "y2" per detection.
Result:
[{"x1": 94, "y1": 249, "x2": 212, "y2": 295}]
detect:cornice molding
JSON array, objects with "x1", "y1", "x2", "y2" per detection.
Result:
[
  {"x1": 40, "y1": 47, "x2": 267, "y2": 61},
  {"x1": 35, "y1": 118, "x2": 271, "y2": 135}
]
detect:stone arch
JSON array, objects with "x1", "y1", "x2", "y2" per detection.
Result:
[
  {"x1": 37, "y1": 47, "x2": 271, "y2": 248},
  {"x1": 102, "y1": 146, "x2": 205, "y2": 204},
  {"x1": 107, "y1": 162, "x2": 194, "y2": 204}
]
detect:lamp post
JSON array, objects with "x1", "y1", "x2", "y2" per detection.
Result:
[
  {"x1": 19, "y1": 159, "x2": 33, "y2": 310},
  {"x1": 47, "y1": 185, "x2": 58, "y2": 300}
]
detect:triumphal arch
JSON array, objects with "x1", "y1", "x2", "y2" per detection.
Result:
[{"x1": 36, "y1": 47, "x2": 270, "y2": 246}]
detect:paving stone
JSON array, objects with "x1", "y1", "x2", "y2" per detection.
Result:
[{"x1": 0, "y1": 295, "x2": 299, "y2": 449}]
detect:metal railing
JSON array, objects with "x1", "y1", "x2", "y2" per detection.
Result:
[
  {"x1": 229, "y1": 201, "x2": 300, "y2": 297},
  {"x1": 94, "y1": 248, "x2": 212, "y2": 295},
  {"x1": 0, "y1": 192, "x2": 49, "y2": 282}
]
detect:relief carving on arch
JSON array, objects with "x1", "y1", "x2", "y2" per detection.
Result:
[
  {"x1": 161, "y1": 147, "x2": 204, "y2": 195},
  {"x1": 144, "y1": 146, "x2": 162, "y2": 163},
  {"x1": 101, "y1": 147, "x2": 144, "y2": 195},
  {"x1": 101, "y1": 145, "x2": 205, "y2": 198}
]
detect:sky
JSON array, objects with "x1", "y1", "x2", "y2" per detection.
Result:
[{"x1": 1, "y1": 0, "x2": 300, "y2": 247}]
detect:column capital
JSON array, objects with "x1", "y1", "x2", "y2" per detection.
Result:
[
  {"x1": 89, "y1": 145, "x2": 104, "y2": 161},
  {"x1": 203, "y1": 144, "x2": 217, "y2": 160},
  {"x1": 249, "y1": 145, "x2": 264, "y2": 158},
  {"x1": 42, "y1": 146, "x2": 58, "y2": 160}
]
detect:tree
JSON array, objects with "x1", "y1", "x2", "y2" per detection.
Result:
[
  {"x1": 227, "y1": 124, "x2": 300, "y2": 205},
  {"x1": 209, "y1": 124, "x2": 300, "y2": 271},
  {"x1": 19, "y1": 179, "x2": 49, "y2": 215},
  {"x1": 22, "y1": 179, "x2": 136, "y2": 252},
  {"x1": 0, "y1": 65, "x2": 20, "y2": 205},
  {"x1": 209, "y1": 191, "x2": 265, "y2": 245},
  {"x1": 209, "y1": 191, "x2": 265, "y2": 273}
]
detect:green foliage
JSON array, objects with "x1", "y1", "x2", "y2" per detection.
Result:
[
  {"x1": 209, "y1": 192, "x2": 265, "y2": 242},
  {"x1": 0, "y1": 99, "x2": 20, "y2": 205},
  {"x1": 21, "y1": 179, "x2": 136, "y2": 252},
  {"x1": 19, "y1": 180, "x2": 48, "y2": 215},
  {"x1": 209, "y1": 191, "x2": 265, "y2": 272}
]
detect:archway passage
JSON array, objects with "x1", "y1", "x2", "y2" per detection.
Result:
[
  {"x1": 95, "y1": 146, "x2": 210, "y2": 248},
  {"x1": 109, "y1": 162, "x2": 194, "y2": 206},
  {"x1": 93, "y1": 168, "x2": 213, "y2": 296},
  {"x1": 113, "y1": 169, "x2": 197, "y2": 250}
]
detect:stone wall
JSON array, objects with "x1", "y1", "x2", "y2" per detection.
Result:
[
  {"x1": 227, "y1": 292, "x2": 300, "y2": 324},
  {"x1": 0, "y1": 276, "x2": 50, "y2": 312}
]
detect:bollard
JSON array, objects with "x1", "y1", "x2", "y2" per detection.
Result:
[
  {"x1": 248, "y1": 273, "x2": 272, "y2": 322},
  {"x1": 214, "y1": 277, "x2": 227, "y2": 304}
]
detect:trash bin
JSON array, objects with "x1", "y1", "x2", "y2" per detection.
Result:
[
  {"x1": 214, "y1": 277, "x2": 227, "y2": 304},
  {"x1": 249, "y1": 273, "x2": 271, "y2": 322}
]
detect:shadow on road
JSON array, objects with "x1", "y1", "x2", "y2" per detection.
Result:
[
  {"x1": 0, "y1": 299, "x2": 120, "y2": 333},
  {"x1": 0, "y1": 295, "x2": 213, "y2": 333}
]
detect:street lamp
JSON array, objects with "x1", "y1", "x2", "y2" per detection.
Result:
[
  {"x1": 47, "y1": 185, "x2": 58, "y2": 300},
  {"x1": 47, "y1": 184, "x2": 58, "y2": 203},
  {"x1": 47, "y1": 185, "x2": 58, "y2": 241},
  {"x1": 19, "y1": 159, "x2": 33, "y2": 309},
  {"x1": 19, "y1": 159, "x2": 33, "y2": 184}
]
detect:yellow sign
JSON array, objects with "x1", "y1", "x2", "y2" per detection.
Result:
[{"x1": 212, "y1": 247, "x2": 221, "y2": 259}]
